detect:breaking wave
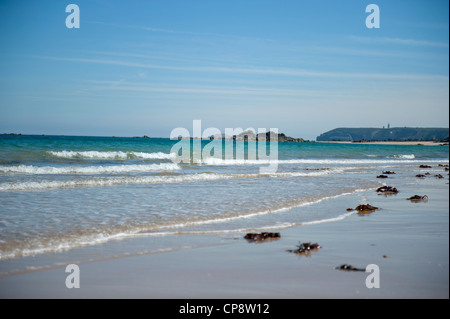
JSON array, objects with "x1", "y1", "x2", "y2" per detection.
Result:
[
  {"x1": 389, "y1": 154, "x2": 416, "y2": 159},
  {"x1": 200, "y1": 157, "x2": 432, "y2": 166},
  {"x1": 0, "y1": 169, "x2": 340, "y2": 191},
  {"x1": 46, "y1": 150, "x2": 175, "y2": 160},
  {"x1": 0, "y1": 163, "x2": 180, "y2": 175}
]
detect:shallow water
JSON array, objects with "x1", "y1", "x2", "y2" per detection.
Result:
[{"x1": 0, "y1": 135, "x2": 448, "y2": 264}]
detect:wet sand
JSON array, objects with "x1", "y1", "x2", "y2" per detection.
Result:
[{"x1": 0, "y1": 169, "x2": 448, "y2": 299}]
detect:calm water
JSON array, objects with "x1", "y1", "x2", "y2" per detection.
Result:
[{"x1": 0, "y1": 135, "x2": 448, "y2": 261}]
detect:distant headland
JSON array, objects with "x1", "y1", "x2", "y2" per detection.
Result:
[{"x1": 316, "y1": 127, "x2": 449, "y2": 145}]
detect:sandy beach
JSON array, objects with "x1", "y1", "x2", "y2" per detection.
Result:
[{"x1": 1, "y1": 165, "x2": 448, "y2": 299}]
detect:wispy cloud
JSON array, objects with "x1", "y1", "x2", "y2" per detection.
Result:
[
  {"x1": 85, "y1": 80, "x2": 333, "y2": 98},
  {"x1": 33, "y1": 55, "x2": 449, "y2": 82},
  {"x1": 85, "y1": 21, "x2": 274, "y2": 43},
  {"x1": 83, "y1": 50, "x2": 247, "y2": 67},
  {"x1": 306, "y1": 45, "x2": 405, "y2": 58},
  {"x1": 348, "y1": 35, "x2": 449, "y2": 48},
  {"x1": 85, "y1": 21, "x2": 196, "y2": 35}
]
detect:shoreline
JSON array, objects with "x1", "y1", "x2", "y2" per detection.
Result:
[
  {"x1": 316, "y1": 141, "x2": 449, "y2": 146},
  {"x1": 0, "y1": 164, "x2": 448, "y2": 299},
  {"x1": 3, "y1": 134, "x2": 449, "y2": 146}
]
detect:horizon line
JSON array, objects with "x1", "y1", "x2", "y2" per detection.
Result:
[{"x1": 2, "y1": 126, "x2": 449, "y2": 140}]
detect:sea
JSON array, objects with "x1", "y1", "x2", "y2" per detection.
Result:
[{"x1": 0, "y1": 134, "x2": 448, "y2": 274}]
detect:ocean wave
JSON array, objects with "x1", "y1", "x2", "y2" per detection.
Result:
[
  {"x1": 46, "y1": 150, "x2": 175, "y2": 160},
  {"x1": 0, "y1": 186, "x2": 369, "y2": 261},
  {"x1": 201, "y1": 157, "x2": 434, "y2": 166},
  {"x1": 389, "y1": 154, "x2": 416, "y2": 159},
  {"x1": 0, "y1": 170, "x2": 340, "y2": 191},
  {"x1": 145, "y1": 189, "x2": 362, "y2": 231},
  {"x1": 365, "y1": 154, "x2": 382, "y2": 158},
  {"x1": 365, "y1": 154, "x2": 416, "y2": 160},
  {"x1": 0, "y1": 163, "x2": 180, "y2": 175},
  {"x1": 0, "y1": 173, "x2": 228, "y2": 191}
]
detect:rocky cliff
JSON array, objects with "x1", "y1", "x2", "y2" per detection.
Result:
[{"x1": 316, "y1": 127, "x2": 449, "y2": 142}]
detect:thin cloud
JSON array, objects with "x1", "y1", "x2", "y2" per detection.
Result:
[
  {"x1": 86, "y1": 80, "x2": 332, "y2": 98},
  {"x1": 85, "y1": 21, "x2": 274, "y2": 43},
  {"x1": 348, "y1": 35, "x2": 449, "y2": 48},
  {"x1": 84, "y1": 50, "x2": 247, "y2": 67},
  {"x1": 33, "y1": 55, "x2": 449, "y2": 82},
  {"x1": 85, "y1": 21, "x2": 196, "y2": 35}
]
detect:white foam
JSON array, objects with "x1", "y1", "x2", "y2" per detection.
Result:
[
  {"x1": 300, "y1": 211, "x2": 356, "y2": 225},
  {"x1": 390, "y1": 154, "x2": 416, "y2": 159},
  {"x1": 201, "y1": 157, "x2": 438, "y2": 166},
  {"x1": 0, "y1": 231, "x2": 141, "y2": 261},
  {"x1": 263, "y1": 169, "x2": 343, "y2": 177},
  {"x1": 0, "y1": 163, "x2": 180, "y2": 175},
  {"x1": 0, "y1": 173, "x2": 230, "y2": 191},
  {"x1": 0, "y1": 169, "x2": 343, "y2": 191},
  {"x1": 47, "y1": 150, "x2": 175, "y2": 160}
]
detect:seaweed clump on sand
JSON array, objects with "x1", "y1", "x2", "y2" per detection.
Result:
[
  {"x1": 335, "y1": 264, "x2": 366, "y2": 272},
  {"x1": 407, "y1": 195, "x2": 428, "y2": 203},
  {"x1": 244, "y1": 232, "x2": 280, "y2": 243},
  {"x1": 286, "y1": 242, "x2": 321, "y2": 257},
  {"x1": 376, "y1": 186, "x2": 399, "y2": 195},
  {"x1": 347, "y1": 204, "x2": 380, "y2": 214}
]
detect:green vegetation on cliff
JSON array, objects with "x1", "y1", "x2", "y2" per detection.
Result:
[{"x1": 316, "y1": 127, "x2": 449, "y2": 142}]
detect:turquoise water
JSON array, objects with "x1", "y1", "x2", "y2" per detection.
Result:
[{"x1": 0, "y1": 134, "x2": 448, "y2": 262}]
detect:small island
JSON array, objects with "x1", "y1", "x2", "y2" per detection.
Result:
[
  {"x1": 2, "y1": 133, "x2": 22, "y2": 136},
  {"x1": 209, "y1": 130, "x2": 311, "y2": 143}
]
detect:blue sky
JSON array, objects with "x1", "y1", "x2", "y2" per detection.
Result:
[{"x1": 0, "y1": 0, "x2": 448, "y2": 139}]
